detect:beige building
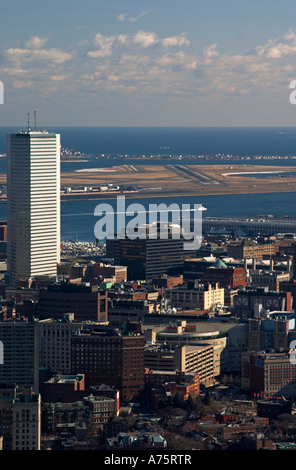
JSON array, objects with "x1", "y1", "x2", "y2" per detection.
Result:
[
  {"x1": 38, "y1": 319, "x2": 105, "y2": 374},
  {"x1": 156, "y1": 321, "x2": 226, "y2": 377},
  {"x1": 145, "y1": 343, "x2": 214, "y2": 386},
  {"x1": 165, "y1": 283, "x2": 224, "y2": 311},
  {"x1": 226, "y1": 242, "x2": 277, "y2": 260}
]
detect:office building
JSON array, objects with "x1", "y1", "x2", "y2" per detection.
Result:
[
  {"x1": 38, "y1": 282, "x2": 108, "y2": 322},
  {"x1": 38, "y1": 318, "x2": 88, "y2": 375},
  {"x1": 226, "y1": 241, "x2": 277, "y2": 260},
  {"x1": 165, "y1": 282, "x2": 224, "y2": 311},
  {"x1": 144, "y1": 343, "x2": 214, "y2": 386},
  {"x1": 0, "y1": 319, "x2": 39, "y2": 393},
  {"x1": 71, "y1": 324, "x2": 145, "y2": 403},
  {"x1": 242, "y1": 351, "x2": 296, "y2": 399},
  {"x1": 247, "y1": 314, "x2": 296, "y2": 352},
  {"x1": 0, "y1": 384, "x2": 41, "y2": 450},
  {"x1": 7, "y1": 130, "x2": 60, "y2": 286},
  {"x1": 233, "y1": 288, "x2": 292, "y2": 317},
  {"x1": 106, "y1": 224, "x2": 196, "y2": 281},
  {"x1": 250, "y1": 270, "x2": 291, "y2": 292},
  {"x1": 155, "y1": 321, "x2": 227, "y2": 377}
]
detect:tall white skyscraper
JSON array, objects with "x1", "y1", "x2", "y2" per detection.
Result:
[{"x1": 7, "y1": 130, "x2": 60, "y2": 285}]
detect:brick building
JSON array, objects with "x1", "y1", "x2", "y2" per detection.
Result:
[
  {"x1": 71, "y1": 324, "x2": 145, "y2": 403},
  {"x1": 201, "y1": 264, "x2": 246, "y2": 288},
  {"x1": 44, "y1": 374, "x2": 86, "y2": 403},
  {"x1": 152, "y1": 275, "x2": 184, "y2": 289},
  {"x1": 145, "y1": 370, "x2": 199, "y2": 410},
  {"x1": 87, "y1": 263, "x2": 127, "y2": 284},
  {"x1": 242, "y1": 351, "x2": 296, "y2": 398},
  {"x1": 38, "y1": 283, "x2": 108, "y2": 322}
]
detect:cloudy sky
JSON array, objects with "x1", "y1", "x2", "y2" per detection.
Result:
[{"x1": 1, "y1": 0, "x2": 296, "y2": 127}]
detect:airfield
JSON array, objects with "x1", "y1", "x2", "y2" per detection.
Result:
[{"x1": 0, "y1": 164, "x2": 296, "y2": 201}]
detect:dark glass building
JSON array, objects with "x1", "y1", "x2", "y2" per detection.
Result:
[{"x1": 106, "y1": 224, "x2": 197, "y2": 281}]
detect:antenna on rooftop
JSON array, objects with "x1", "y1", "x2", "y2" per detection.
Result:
[
  {"x1": 27, "y1": 112, "x2": 30, "y2": 131},
  {"x1": 34, "y1": 109, "x2": 37, "y2": 131}
]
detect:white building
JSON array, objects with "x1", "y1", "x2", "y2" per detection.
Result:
[{"x1": 7, "y1": 130, "x2": 60, "y2": 285}]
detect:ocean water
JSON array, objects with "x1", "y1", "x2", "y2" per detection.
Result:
[
  {"x1": 1, "y1": 126, "x2": 296, "y2": 157},
  {"x1": 0, "y1": 192, "x2": 293, "y2": 242},
  {"x1": 1, "y1": 126, "x2": 296, "y2": 241},
  {"x1": 60, "y1": 192, "x2": 296, "y2": 242}
]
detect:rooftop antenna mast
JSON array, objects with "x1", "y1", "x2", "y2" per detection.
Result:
[
  {"x1": 27, "y1": 112, "x2": 30, "y2": 131},
  {"x1": 34, "y1": 109, "x2": 37, "y2": 131}
]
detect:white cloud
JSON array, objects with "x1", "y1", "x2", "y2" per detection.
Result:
[
  {"x1": 157, "y1": 51, "x2": 197, "y2": 70},
  {"x1": 117, "y1": 11, "x2": 148, "y2": 22},
  {"x1": 162, "y1": 34, "x2": 190, "y2": 48},
  {"x1": 133, "y1": 31, "x2": 158, "y2": 48},
  {"x1": 203, "y1": 44, "x2": 219, "y2": 59},
  {"x1": 132, "y1": 31, "x2": 190, "y2": 49},
  {"x1": 117, "y1": 34, "x2": 129, "y2": 45},
  {"x1": 119, "y1": 54, "x2": 151, "y2": 65},
  {"x1": 255, "y1": 33, "x2": 296, "y2": 59},
  {"x1": 12, "y1": 79, "x2": 35, "y2": 89},
  {"x1": 76, "y1": 29, "x2": 296, "y2": 100},
  {"x1": 25, "y1": 35, "x2": 48, "y2": 49},
  {"x1": 5, "y1": 27, "x2": 296, "y2": 107},
  {"x1": 117, "y1": 13, "x2": 126, "y2": 22},
  {"x1": 50, "y1": 74, "x2": 72, "y2": 81},
  {"x1": 87, "y1": 33, "x2": 116, "y2": 58},
  {"x1": 5, "y1": 47, "x2": 72, "y2": 64}
]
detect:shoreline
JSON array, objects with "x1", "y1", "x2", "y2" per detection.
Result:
[
  {"x1": 0, "y1": 163, "x2": 295, "y2": 203},
  {"x1": 0, "y1": 187, "x2": 294, "y2": 205}
]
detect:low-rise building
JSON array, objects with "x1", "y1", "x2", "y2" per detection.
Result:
[
  {"x1": 108, "y1": 431, "x2": 167, "y2": 449},
  {"x1": 165, "y1": 282, "x2": 224, "y2": 311},
  {"x1": 145, "y1": 370, "x2": 200, "y2": 410}
]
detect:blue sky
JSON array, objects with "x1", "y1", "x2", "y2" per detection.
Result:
[{"x1": 1, "y1": 0, "x2": 296, "y2": 126}]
